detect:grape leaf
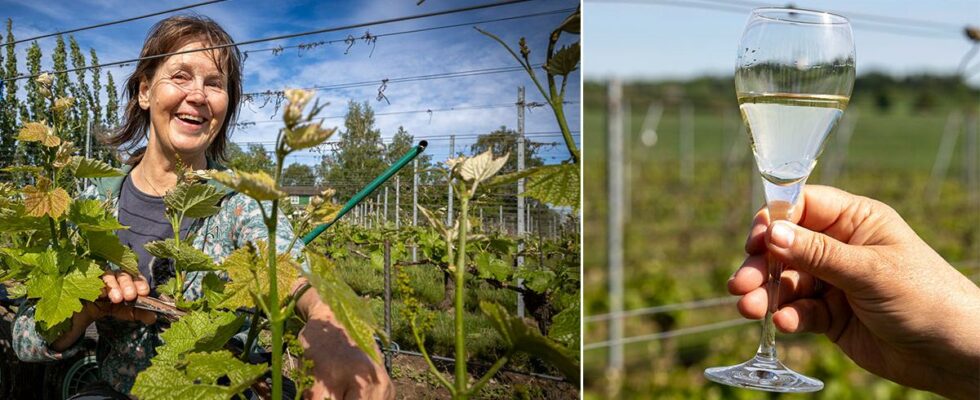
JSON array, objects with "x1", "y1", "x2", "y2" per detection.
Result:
[
  {"x1": 474, "y1": 253, "x2": 510, "y2": 282},
  {"x1": 459, "y1": 150, "x2": 509, "y2": 184},
  {"x1": 524, "y1": 163, "x2": 579, "y2": 210},
  {"x1": 145, "y1": 239, "x2": 218, "y2": 272},
  {"x1": 0, "y1": 205, "x2": 47, "y2": 232},
  {"x1": 543, "y1": 42, "x2": 580, "y2": 76},
  {"x1": 68, "y1": 199, "x2": 126, "y2": 232},
  {"x1": 155, "y1": 310, "x2": 244, "y2": 364},
  {"x1": 304, "y1": 253, "x2": 383, "y2": 363},
  {"x1": 69, "y1": 156, "x2": 124, "y2": 178},
  {"x1": 23, "y1": 177, "x2": 71, "y2": 219},
  {"x1": 132, "y1": 350, "x2": 266, "y2": 400},
  {"x1": 18, "y1": 121, "x2": 61, "y2": 147},
  {"x1": 480, "y1": 301, "x2": 579, "y2": 382},
  {"x1": 25, "y1": 250, "x2": 103, "y2": 332},
  {"x1": 211, "y1": 170, "x2": 285, "y2": 201},
  {"x1": 547, "y1": 301, "x2": 580, "y2": 350},
  {"x1": 164, "y1": 183, "x2": 225, "y2": 219},
  {"x1": 515, "y1": 268, "x2": 556, "y2": 293},
  {"x1": 218, "y1": 241, "x2": 297, "y2": 310},
  {"x1": 285, "y1": 122, "x2": 335, "y2": 151},
  {"x1": 83, "y1": 230, "x2": 139, "y2": 276}
]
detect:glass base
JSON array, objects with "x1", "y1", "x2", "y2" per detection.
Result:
[{"x1": 704, "y1": 355, "x2": 823, "y2": 393}]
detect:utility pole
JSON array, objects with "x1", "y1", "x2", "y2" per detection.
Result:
[
  {"x1": 448, "y1": 134, "x2": 455, "y2": 226},
  {"x1": 516, "y1": 86, "x2": 526, "y2": 318},
  {"x1": 413, "y1": 158, "x2": 419, "y2": 262}
]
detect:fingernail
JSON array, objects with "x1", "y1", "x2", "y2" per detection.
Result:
[{"x1": 770, "y1": 221, "x2": 795, "y2": 249}]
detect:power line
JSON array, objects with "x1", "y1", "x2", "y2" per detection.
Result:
[
  {"x1": 1, "y1": 0, "x2": 535, "y2": 84},
  {"x1": 1, "y1": 0, "x2": 229, "y2": 48},
  {"x1": 241, "y1": 64, "x2": 544, "y2": 98},
  {"x1": 233, "y1": 101, "x2": 580, "y2": 126},
  {"x1": 241, "y1": 7, "x2": 575, "y2": 57}
]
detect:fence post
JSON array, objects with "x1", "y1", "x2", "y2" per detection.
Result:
[
  {"x1": 517, "y1": 86, "x2": 527, "y2": 318},
  {"x1": 606, "y1": 79, "x2": 625, "y2": 395},
  {"x1": 926, "y1": 111, "x2": 963, "y2": 204},
  {"x1": 383, "y1": 240, "x2": 392, "y2": 373},
  {"x1": 395, "y1": 175, "x2": 401, "y2": 229}
]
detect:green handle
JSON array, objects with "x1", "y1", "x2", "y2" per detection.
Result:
[{"x1": 302, "y1": 140, "x2": 428, "y2": 244}]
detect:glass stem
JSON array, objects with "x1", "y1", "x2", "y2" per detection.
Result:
[
  {"x1": 755, "y1": 194, "x2": 794, "y2": 362},
  {"x1": 756, "y1": 252, "x2": 783, "y2": 360}
]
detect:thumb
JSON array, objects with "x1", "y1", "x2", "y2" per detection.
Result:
[{"x1": 767, "y1": 220, "x2": 878, "y2": 293}]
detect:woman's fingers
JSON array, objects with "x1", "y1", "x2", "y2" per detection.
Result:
[
  {"x1": 115, "y1": 273, "x2": 138, "y2": 302},
  {"x1": 134, "y1": 276, "x2": 150, "y2": 297},
  {"x1": 102, "y1": 274, "x2": 122, "y2": 303}
]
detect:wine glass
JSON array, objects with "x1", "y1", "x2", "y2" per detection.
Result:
[{"x1": 703, "y1": 7, "x2": 855, "y2": 393}]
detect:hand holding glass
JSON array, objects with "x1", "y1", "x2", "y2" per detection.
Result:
[{"x1": 703, "y1": 7, "x2": 855, "y2": 392}]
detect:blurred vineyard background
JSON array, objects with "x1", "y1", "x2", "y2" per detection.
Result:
[{"x1": 582, "y1": 1, "x2": 980, "y2": 398}]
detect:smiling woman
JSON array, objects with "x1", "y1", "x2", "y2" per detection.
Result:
[{"x1": 11, "y1": 14, "x2": 392, "y2": 400}]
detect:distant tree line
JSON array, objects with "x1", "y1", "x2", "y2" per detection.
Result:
[{"x1": 584, "y1": 71, "x2": 980, "y2": 114}]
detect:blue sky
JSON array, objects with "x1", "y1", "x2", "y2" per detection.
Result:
[
  {"x1": 585, "y1": 0, "x2": 980, "y2": 87},
  {"x1": 0, "y1": 0, "x2": 581, "y2": 166}
]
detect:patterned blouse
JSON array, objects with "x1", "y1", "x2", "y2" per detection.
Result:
[{"x1": 12, "y1": 162, "x2": 306, "y2": 394}]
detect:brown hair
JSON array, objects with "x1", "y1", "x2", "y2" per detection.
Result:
[{"x1": 105, "y1": 14, "x2": 242, "y2": 165}]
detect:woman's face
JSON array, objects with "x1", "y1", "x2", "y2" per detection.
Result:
[{"x1": 138, "y1": 40, "x2": 228, "y2": 162}]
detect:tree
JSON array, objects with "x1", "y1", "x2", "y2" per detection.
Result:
[
  {"x1": 470, "y1": 126, "x2": 545, "y2": 175},
  {"x1": 25, "y1": 41, "x2": 43, "y2": 121},
  {"x1": 281, "y1": 163, "x2": 315, "y2": 186},
  {"x1": 0, "y1": 18, "x2": 20, "y2": 166},
  {"x1": 52, "y1": 35, "x2": 68, "y2": 100},
  {"x1": 69, "y1": 35, "x2": 90, "y2": 146},
  {"x1": 105, "y1": 71, "x2": 119, "y2": 128},
  {"x1": 226, "y1": 142, "x2": 274, "y2": 174},
  {"x1": 386, "y1": 126, "x2": 435, "y2": 222},
  {"x1": 318, "y1": 100, "x2": 385, "y2": 200}
]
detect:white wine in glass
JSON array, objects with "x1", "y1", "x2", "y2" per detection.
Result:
[{"x1": 704, "y1": 7, "x2": 855, "y2": 393}]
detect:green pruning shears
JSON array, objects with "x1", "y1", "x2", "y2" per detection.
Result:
[{"x1": 126, "y1": 141, "x2": 428, "y2": 318}]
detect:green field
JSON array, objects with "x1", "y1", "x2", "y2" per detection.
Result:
[{"x1": 582, "y1": 82, "x2": 980, "y2": 399}]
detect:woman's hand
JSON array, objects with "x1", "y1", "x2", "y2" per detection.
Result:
[
  {"x1": 728, "y1": 185, "x2": 980, "y2": 400},
  {"x1": 293, "y1": 281, "x2": 394, "y2": 400},
  {"x1": 49, "y1": 271, "x2": 157, "y2": 351}
]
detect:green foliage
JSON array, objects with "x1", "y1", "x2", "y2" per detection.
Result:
[
  {"x1": 145, "y1": 239, "x2": 218, "y2": 272},
  {"x1": 480, "y1": 301, "x2": 579, "y2": 382},
  {"x1": 163, "y1": 183, "x2": 225, "y2": 219},
  {"x1": 544, "y1": 42, "x2": 580, "y2": 76},
  {"x1": 69, "y1": 156, "x2": 124, "y2": 178},
  {"x1": 153, "y1": 310, "x2": 245, "y2": 364},
  {"x1": 68, "y1": 199, "x2": 126, "y2": 231},
  {"x1": 132, "y1": 350, "x2": 267, "y2": 400},
  {"x1": 318, "y1": 100, "x2": 386, "y2": 200},
  {"x1": 212, "y1": 170, "x2": 285, "y2": 201},
  {"x1": 218, "y1": 241, "x2": 297, "y2": 310},
  {"x1": 304, "y1": 253, "x2": 383, "y2": 363},
  {"x1": 25, "y1": 249, "x2": 104, "y2": 337},
  {"x1": 83, "y1": 230, "x2": 139, "y2": 276},
  {"x1": 226, "y1": 142, "x2": 274, "y2": 174},
  {"x1": 523, "y1": 163, "x2": 580, "y2": 210},
  {"x1": 281, "y1": 163, "x2": 316, "y2": 186}
]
